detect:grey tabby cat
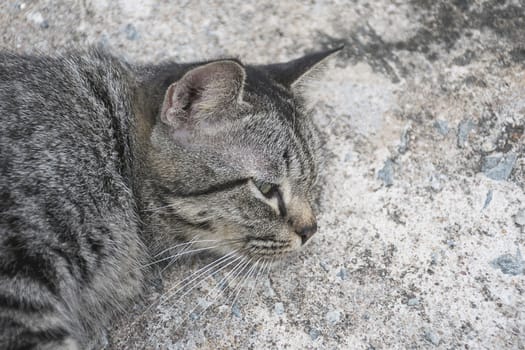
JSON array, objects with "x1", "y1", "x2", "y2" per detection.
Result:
[{"x1": 0, "y1": 45, "x2": 341, "y2": 349}]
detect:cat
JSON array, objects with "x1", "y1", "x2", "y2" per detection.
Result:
[{"x1": 0, "y1": 45, "x2": 342, "y2": 350}]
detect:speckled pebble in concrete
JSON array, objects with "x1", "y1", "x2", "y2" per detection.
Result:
[
  {"x1": 433, "y1": 120, "x2": 449, "y2": 136},
  {"x1": 424, "y1": 329, "x2": 441, "y2": 346},
  {"x1": 457, "y1": 119, "x2": 475, "y2": 148},
  {"x1": 325, "y1": 310, "x2": 341, "y2": 325},
  {"x1": 407, "y1": 297, "x2": 420, "y2": 306},
  {"x1": 274, "y1": 302, "x2": 284, "y2": 316},
  {"x1": 515, "y1": 209, "x2": 525, "y2": 226},
  {"x1": 231, "y1": 303, "x2": 241, "y2": 318},
  {"x1": 319, "y1": 260, "x2": 330, "y2": 273},
  {"x1": 336, "y1": 267, "x2": 348, "y2": 280},
  {"x1": 377, "y1": 159, "x2": 394, "y2": 187},
  {"x1": 482, "y1": 152, "x2": 518, "y2": 181},
  {"x1": 491, "y1": 249, "x2": 524, "y2": 276},
  {"x1": 483, "y1": 190, "x2": 493, "y2": 210},
  {"x1": 309, "y1": 328, "x2": 321, "y2": 341}
]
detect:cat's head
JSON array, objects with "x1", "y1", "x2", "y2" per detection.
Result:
[{"x1": 147, "y1": 47, "x2": 342, "y2": 261}]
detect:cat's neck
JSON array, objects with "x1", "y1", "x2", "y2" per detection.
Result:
[
  {"x1": 129, "y1": 62, "x2": 189, "y2": 245},
  {"x1": 130, "y1": 62, "x2": 189, "y2": 145}
]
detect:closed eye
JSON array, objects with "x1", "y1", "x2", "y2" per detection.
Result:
[
  {"x1": 252, "y1": 179, "x2": 286, "y2": 217},
  {"x1": 253, "y1": 179, "x2": 278, "y2": 198}
]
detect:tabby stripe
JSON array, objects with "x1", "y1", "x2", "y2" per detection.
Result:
[
  {"x1": 304, "y1": 122, "x2": 318, "y2": 181},
  {"x1": 155, "y1": 195, "x2": 212, "y2": 229},
  {"x1": 0, "y1": 265, "x2": 58, "y2": 297},
  {"x1": 276, "y1": 189, "x2": 287, "y2": 217},
  {"x1": 174, "y1": 178, "x2": 249, "y2": 197},
  {"x1": 247, "y1": 236, "x2": 289, "y2": 244},
  {"x1": 19, "y1": 327, "x2": 70, "y2": 343},
  {"x1": 292, "y1": 102, "x2": 316, "y2": 180},
  {"x1": 82, "y1": 68, "x2": 131, "y2": 181},
  {"x1": 0, "y1": 293, "x2": 53, "y2": 313},
  {"x1": 297, "y1": 126, "x2": 315, "y2": 177},
  {"x1": 45, "y1": 208, "x2": 94, "y2": 285},
  {"x1": 50, "y1": 247, "x2": 91, "y2": 285},
  {"x1": 288, "y1": 128, "x2": 308, "y2": 177},
  {"x1": 169, "y1": 213, "x2": 212, "y2": 230},
  {"x1": 288, "y1": 102, "x2": 311, "y2": 177},
  {"x1": 293, "y1": 122, "x2": 315, "y2": 180},
  {"x1": 283, "y1": 148, "x2": 291, "y2": 172},
  {"x1": 1, "y1": 236, "x2": 60, "y2": 295},
  {"x1": 0, "y1": 317, "x2": 70, "y2": 349}
]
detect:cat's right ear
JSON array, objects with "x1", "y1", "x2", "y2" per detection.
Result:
[
  {"x1": 263, "y1": 46, "x2": 343, "y2": 89},
  {"x1": 160, "y1": 60, "x2": 246, "y2": 129}
]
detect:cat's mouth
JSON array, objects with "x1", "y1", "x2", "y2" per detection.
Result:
[
  {"x1": 184, "y1": 221, "x2": 307, "y2": 263},
  {"x1": 238, "y1": 233, "x2": 304, "y2": 261},
  {"x1": 199, "y1": 234, "x2": 302, "y2": 263},
  {"x1": 244, "y1": 238, "x2": 295, "y2": 258}
]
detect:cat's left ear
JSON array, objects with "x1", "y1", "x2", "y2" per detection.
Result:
[
  {"x1": 160, "y1": 60, "x2": 246, "y2": 129},
  {"x1": 263, "y1": 46, "x2": 344, "y2": 90}
]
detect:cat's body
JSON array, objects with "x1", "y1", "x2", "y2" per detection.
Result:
[
  {"x1": 0, "y1": 47, "x2": 340, "y2": 349},
  {"x1": 1, "y1": 51, "x2": 146, "y2": 349}
]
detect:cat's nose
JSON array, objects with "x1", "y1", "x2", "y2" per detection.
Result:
[
  {"x1": 287, "y1": 197, "x2": 317, "y2": 244},
  {"x1": 296, "y1": 223, "x2": 317, "y2": 245}
]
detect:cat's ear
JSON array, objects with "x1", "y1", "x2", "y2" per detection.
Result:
[
  {"x1": 160, "y1": 60, "x2": 246, "y2": 128},
  {"x1": 264, "y1": 46, "x2": 344, "y2": 89}
]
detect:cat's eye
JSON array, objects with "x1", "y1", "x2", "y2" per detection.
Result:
[
  {"x1": 252, "y1": 179, "x2": 286, "y2": 216},
  {"x1": 253, "y1": 179, "x2": 277, "y2": 197}
]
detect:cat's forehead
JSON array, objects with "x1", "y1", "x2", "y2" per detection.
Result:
[
  {"x1": 226, "y1": 112, "x2": 289, "y2": 168},
  {"x1": 222, "y1": 111, "x2": 314, "y2": 186}
]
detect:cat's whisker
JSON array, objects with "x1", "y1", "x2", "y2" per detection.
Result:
[
  {"x1": 230, "y1": 258, "x2": 260, "y2": 308},
  {"x1": 224, "y1": 259, "x2": 253, "y2": 307},
  {"x1": 139, "y1": 242, "x2": 236, "y2": 269},
  {"x1": 160, "y1": 237, "x2": 245, "y2": 273},
  {"x1": 152, "y1": 239, "x2": 219, "y2": 258},
  {"x1": 153, "y1": 238, "x2": 245, "y2": 264},
  {"x1": 164, "y1": 255, "x2": 249, "y2": 319},
  {"x1": 162, "y1": 250, "x2": 242, "y2": 298},
  {"x1": 267, "y1": 257, "x2": 275, "y2": 279},
  {"x1": 141, "y1": 242, "x2": 245, "y2": 271},
  {"x1": 192, "y1": 257, "x2": 251, "y2": 319},
  {"x1": 132, "y1": 248, "x2": 269, "y2": 334},
  {"x1": 175, "y1": 253, "x2": 247, "y2": 301},
  {"x1": 204, "y1": 256, "x2": 250, "y2": 303},
  {"x1": 131, "y1": 251, "x2": 240, "y2": 327},
  {"x1": 258, "y1": 259, "x2": 272, "y2": 291},
  {"x1": 248, "y1": 260, "x2": 266, "y2": 302},
  {"x1": 173, "y1": 256, "x2": 249, "y2": 332},
  {"x1": 192, "y1": 260, "x2": 251, "y2": 317},
  {"x1": 160, "y1": 239, "x2": 199, "y2": 273},
  {"x1": 153, "y1": 237, "x2": 246, "y2": 260}
]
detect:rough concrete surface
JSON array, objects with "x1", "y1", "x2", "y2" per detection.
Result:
[{"x1": 1, "y1": 0, "x2": 524, "y2": 349}]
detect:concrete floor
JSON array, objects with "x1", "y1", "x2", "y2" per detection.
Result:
[{"x1": 1, "y1": 0, "x2": 524, "y2": 349}]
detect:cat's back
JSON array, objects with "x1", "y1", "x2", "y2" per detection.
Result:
[
  {"x1": 0, "y1": 50, "x2": 136, "y2": 226},
  {"x1": 1, "y1": 50, "x2": 133, "y2": 182},
  {"x1": 0, "y1": 50, "x2": 144, "y2": 348}
]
